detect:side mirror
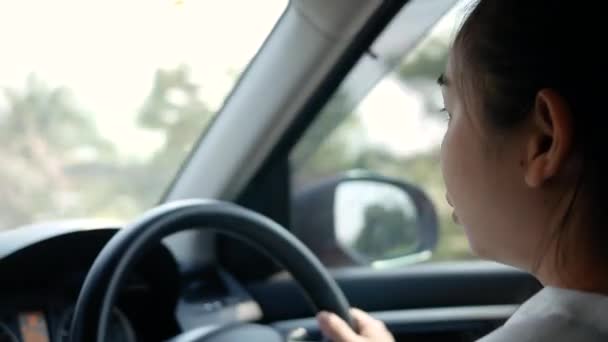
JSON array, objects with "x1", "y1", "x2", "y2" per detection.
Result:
[{"x1": 291, "y1": 171, "x2": 439, "y2": 268}]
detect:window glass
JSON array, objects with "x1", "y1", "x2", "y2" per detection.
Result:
[
  {"x1": 0, "y1": 0, "x2": 287, "y2": 230},
  {"x1": 291, "y1": 2, "x2": 475, "y2": 264}
]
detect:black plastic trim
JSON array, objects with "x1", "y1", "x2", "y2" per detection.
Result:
[
  {"x1": 248, "y1": 262, "x2": 542, "y2": 322},
  {"x1": 261, "y1": 0, "x2": 410, "y2": 167}
]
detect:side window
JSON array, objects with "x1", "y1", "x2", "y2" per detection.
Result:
[{"x1": 290, "y1": 3, "x2": 474, "y2": 269}]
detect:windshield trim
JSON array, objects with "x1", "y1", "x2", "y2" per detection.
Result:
[
  {"x1": 158, "y1": 4, "x2": 290, "y2": 204},
  {"x1": 287, "y1": 0, "x2": 460, "y2": 170}
]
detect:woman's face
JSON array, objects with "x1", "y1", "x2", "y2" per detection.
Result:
[{"x1": 439, "y1": 49, "x2": 549, "y2": 270}]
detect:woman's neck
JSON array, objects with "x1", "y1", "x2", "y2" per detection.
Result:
[{"x1": 534, "y1": 239, "x2": 608, "y2": 295}]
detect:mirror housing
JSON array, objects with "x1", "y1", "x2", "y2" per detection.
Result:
[{"x1": 291, "y1": 171, "x2": 439, "y2": 268}]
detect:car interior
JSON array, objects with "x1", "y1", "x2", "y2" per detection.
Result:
[{"x1": 0, "y1": 0, "x2": 543, "y2": 341}]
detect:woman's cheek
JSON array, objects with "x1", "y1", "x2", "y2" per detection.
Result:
[
  {"x1": 440, "y1": 126, "x2": 457, "y2": 196},
  {"x1": 439, "y1": 119, "x2": 471, "y2": 222}
]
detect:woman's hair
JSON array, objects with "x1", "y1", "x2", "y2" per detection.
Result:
[{"x1": 453, "y1": 0, "x2": 607, "y2": 263}]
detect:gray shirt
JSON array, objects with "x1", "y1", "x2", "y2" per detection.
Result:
[{"x1": 479, "y1": 287, "x2": 608, "y2": 341}]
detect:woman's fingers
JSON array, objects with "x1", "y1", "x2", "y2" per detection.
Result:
[
  {"x1": 316, "y1": 309, "x2": 394, "y2": 342},
  {"x1": 317, "y1": 311, "x2": 361, "y2": 342}
]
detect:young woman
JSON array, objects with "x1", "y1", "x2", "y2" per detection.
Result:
[{"x1": 317, "y1": 1, "x2": 608, "y2": 341}]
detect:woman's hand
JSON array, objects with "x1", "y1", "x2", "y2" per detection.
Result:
[{"x1": 317, "y1": 308, "x2": 395, "y2": 342}]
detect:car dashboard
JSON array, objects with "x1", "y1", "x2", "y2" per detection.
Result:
[{"x1": 0, "y1": 222, "x2": 261, "y2": 342}]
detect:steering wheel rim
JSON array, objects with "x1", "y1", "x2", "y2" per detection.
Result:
[{"x1": 70, "y1": 199, "x2": 354, "y2": 341}]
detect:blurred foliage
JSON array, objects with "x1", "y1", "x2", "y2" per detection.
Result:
[
  {"x1": 0, "y1": 76, "x2": 116, "y2": 228},
  {"x1": 399, "y1": 38, "x2": 450, "y2": 80},
  {"x1": 133, "y1": 65, "x2": 215, "y2": 205},
  {"x1": 354, "y1": 204, "x2": 418, "y2": 261},
  {"x1": 0, "y1": 14, "x2": 474, "y2": 265},
  {"x1": 0, "y1": 66, "x2": 213, "y2": 229},
  {"x1": 291, "y1": 92, "x2": 365, "y2": 187}
]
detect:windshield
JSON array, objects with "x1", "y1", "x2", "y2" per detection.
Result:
[{"x1": 0, "y1": 0, "x2": 287, "y2": 231}]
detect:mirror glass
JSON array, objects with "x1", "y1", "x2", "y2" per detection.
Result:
[{"x1": 334, "y1": 181, "x2": 426, "y2": 267}]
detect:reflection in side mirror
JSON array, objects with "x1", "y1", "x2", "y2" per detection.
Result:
[
  {"x1": 335, "y1": 181, "x2": 427, "y2": 268},
  {"x1": 291, "y1": 171, "x2": 439, "y2": 268}
]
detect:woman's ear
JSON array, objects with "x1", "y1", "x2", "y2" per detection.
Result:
[{"x1": 524, "y1": 89, "x2": 573, "y2": 188}]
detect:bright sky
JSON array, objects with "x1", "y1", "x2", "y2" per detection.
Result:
[
  {"x1": 0, "y1": 0, "x2": 287, "y2": 158},
  {"x1": 355, "y1": 1, "x2": 467, "y2": 157},
  {"x1": 0, "y1": 0, "x2": 467, "y2": 160},
  {"x1": 358, "y1": 77, "x2": 448, "y2": 156}
]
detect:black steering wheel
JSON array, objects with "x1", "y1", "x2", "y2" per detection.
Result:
[{"x1": 69, "y1": 199, "x2": 354, "y2": 341}]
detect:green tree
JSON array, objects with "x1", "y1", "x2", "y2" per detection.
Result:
[
  {"x1": 0, "y1": 76, "x2": 116, "y2": 228},
  {"x1": 0, "y1": 65, "x2": 220, "y2": 231},
  {"x1": 398, "y1": 38, "x2": 450, "y2": 118},
  {"x1": 399, "y1": 38, "x2": 449, "y2": 80},
  {"x1": 291, "y1": 92, "x2": 365, "y2": 187},
  {"x1": 139, "y1": 65, "x2": 214, "y2": 169},
  {"x1": 129, "y1": 65, "x2": 216, "y2": 205},
  {"x1": 354, "y1": 204, "x2": 418, "y2": 260}
]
